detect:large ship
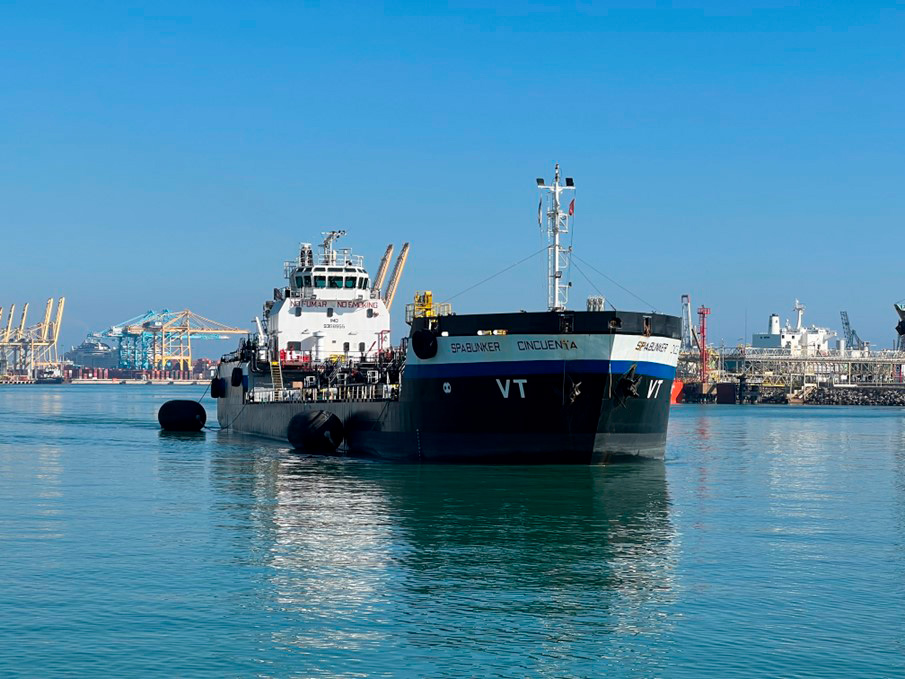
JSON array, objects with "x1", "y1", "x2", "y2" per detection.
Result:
[{"x1": 212, "y1": 165, "x2": 681, "y2": 462}]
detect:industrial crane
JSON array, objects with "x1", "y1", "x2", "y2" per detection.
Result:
[{"x1": 840, "y1": 311, "x2": 866, "y2": 350}]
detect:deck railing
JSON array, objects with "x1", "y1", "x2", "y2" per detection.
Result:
[{"x1": 248, "y1": 383, "x2": 399, "y2": 404}]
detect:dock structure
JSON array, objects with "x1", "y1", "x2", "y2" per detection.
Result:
[
  {"x1": 721, "y1": 347, "x2": 905, "y2": 389},
  {"x1": 678, "y1": 347, "x2": 905, "y2": 402},
  {"x1": 676, "y1": 297, "x2": 905, "y2": 402}
]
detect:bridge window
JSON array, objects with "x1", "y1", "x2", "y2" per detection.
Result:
[
  {"x1": 314, "y1": 276, "x2": 326, "y2": 288},
  {"x1": 295, "y1": 275, "x2": 303, "y2": 288},
  {"x1": 344, "y1": 277, "x2": 357, "y2": 288},
  {"x1": 328, "y1": 276, "x2": 343, "y2": 288},
  {"x1": 303, "y1": 275, "x2": 312, "y2": 287}
]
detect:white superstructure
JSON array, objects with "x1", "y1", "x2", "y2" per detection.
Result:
[
  {"x1": 263, "y1": 231, "x2": 408, "y2": 364},
  {"x1": 751, "y1": 299, "x2": 836, "y2": 356}
]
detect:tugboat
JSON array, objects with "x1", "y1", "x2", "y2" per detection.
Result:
[{"x1": 210, "y1": 165, "x2": 681, "y2": 462}]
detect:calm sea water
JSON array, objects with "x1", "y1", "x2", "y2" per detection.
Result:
[{"x1": 1, "y1": 385, "x2": 904, "y2": 678}]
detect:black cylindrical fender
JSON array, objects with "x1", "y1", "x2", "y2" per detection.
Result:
[
  {"x1": 411, "y1": 329, "x2": 438, "y2": 359},
  {"x1": 210, "y1": 377, "x2": 227, "y2": 398},
  {"x1": 158, "y1": 400, "x2": 207, "y2": 431},
  {"x1": 287, "y1": 411, "x2": 345, "y2": 452}
]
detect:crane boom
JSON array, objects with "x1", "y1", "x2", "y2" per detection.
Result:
[
  {"x1": 840, "y1": 310, "x2": 865, "y2": 350},
  {"x1": 840, "y1": 311, "x2": 852, "y2": 345},
  {"x1": 16, "y1": 303, "x2": 28, "y2": 340},
  {"x1": 52, "y1": 298, "x2": 65, "y2": 343},
  {"x1": 3, "y1": 305, "x2": 14, "y2": 342},
  {"x1": 373, "y1": 244, "x2": 394, "y2": 292},
  {"x1": 40, "y1": 298, "x2": 53, "y2": 341},
  {"x1": 383, "y1": 242, "x2": 410, "y2": 312}
]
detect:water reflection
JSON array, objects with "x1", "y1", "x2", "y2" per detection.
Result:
[{"x1": 206, "y1": 442, "x2": 679, "y2": 675}]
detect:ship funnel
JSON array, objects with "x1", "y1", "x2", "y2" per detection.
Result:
[
  {"x1": 383, "y1": 243, "x2": 410, "y2": 312},
  {"x1": 373, "y1": 244, "x2": 394, "y2": 293}
]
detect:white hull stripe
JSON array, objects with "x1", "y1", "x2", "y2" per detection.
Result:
[{"x1": 408, "y1": 334, "x2": 680, "y2": 368}]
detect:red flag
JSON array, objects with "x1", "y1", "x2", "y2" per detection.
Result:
[{"x1": 568, "y1": 198, "x2": 575, "y2": 216}]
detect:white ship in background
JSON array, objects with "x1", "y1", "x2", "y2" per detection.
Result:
[{"x1": 751, "y1": 300, "x2": 836, "y2": 356}]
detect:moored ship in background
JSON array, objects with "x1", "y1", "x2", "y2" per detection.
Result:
[{"x1": 213, "y1": 165, "x2": 681, "y2": 462}]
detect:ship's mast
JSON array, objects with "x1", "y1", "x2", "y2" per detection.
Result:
[
  {"x1": 321, "y1": 230, "x2": 346, "y2": 265},
  {"x1": 536, "y1": 163, "x2": 575, "y2": 311}
]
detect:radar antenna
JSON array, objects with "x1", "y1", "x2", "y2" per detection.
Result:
[
  {"x1": 320, "y1": 230, "x2": 347, "y2": 265},
  {"x1": 793, "y1": 299, "x2": 805, "y2": 331}
]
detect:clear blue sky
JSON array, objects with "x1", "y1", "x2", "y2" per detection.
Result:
[{"x1": 2, "y1": 1, "x2": 903, "y2": 355}]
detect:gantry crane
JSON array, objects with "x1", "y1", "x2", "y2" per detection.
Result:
[
  {"x1": 0, "y1": 297, "x2": 65, "y2": 378},
  {"x1": 92, "y1": 308, "x2": 246, "y2": 371}
]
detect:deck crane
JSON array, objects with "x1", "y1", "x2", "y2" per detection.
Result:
[
  {"x1": 383, "y1": 243, "x2": 410, "y2": 312},
  {"x1": 373, "y1": 244, "x2": 394, "y2": 293}
]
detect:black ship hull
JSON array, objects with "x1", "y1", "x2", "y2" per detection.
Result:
[
  {"x1": 216, "y1": 310, "x2": 681, "y2": 463},
  {"x1": 218, "y1": 375, "x2": 673, "y2": 462}
]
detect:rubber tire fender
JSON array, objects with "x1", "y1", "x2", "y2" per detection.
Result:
[
  {"x1": 210, "y1": 377, "x2": 226, "y2": 398},
  {"x1": 158, "y1": 399, "x2": 207, "y2": 431},
  {"x1": 411, "y1": 329, "x2": 438, "y2": 360},
  {"x1": 287, "y1": 411, "x2": 345, "y2": 452},
  {"x1": 230, "y1": 366, "x2": 243, "y2": 387}
]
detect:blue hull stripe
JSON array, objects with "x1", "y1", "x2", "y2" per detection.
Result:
[{"x1": 405, "y1": 359, "x2": 676, "y2": 380}]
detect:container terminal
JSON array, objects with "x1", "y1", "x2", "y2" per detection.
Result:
[{"x1": 0, "y1": 303, "x2": 243, "y2": 384}]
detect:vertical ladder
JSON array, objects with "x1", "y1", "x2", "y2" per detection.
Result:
[{"x1": 270, "y1": 360, "x2": 284, "y2": 392}]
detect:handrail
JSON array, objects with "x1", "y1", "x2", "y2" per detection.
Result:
[{"x1": 247, "y1": 382, "x2": 400, "y2": 404}]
